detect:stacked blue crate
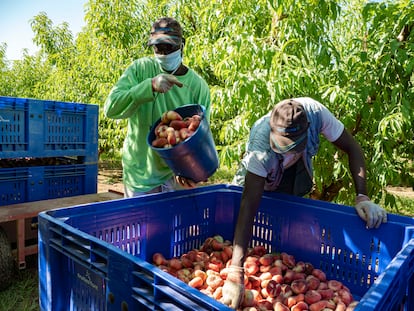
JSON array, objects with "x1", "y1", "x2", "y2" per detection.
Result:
[{"x1": 0, "y1": 96, "x2": 99, "y2": 205}]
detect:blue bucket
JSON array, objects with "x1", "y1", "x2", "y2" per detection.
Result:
[{"x1": 147, "y1": 104, "x2": 219, "y2": 182}]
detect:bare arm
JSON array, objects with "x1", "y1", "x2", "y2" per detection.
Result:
[
  {"x1": 332, "y1": 128, "x2": 387, "y2": 228},
  {"x1": 331, "y1": 128, "x2": 368, "y2": 195},
  {"x1": 231, "y1": 171, "x2": 265, "y2": 267}
]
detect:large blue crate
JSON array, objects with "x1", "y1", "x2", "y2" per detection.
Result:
[
  {"x1": 38, "y1": 184, "x2": 414, "y2": 311},
  {"x1": 0, "y1": 163, "x2": 98, "y2": 206},
  {"x1": 0, "y1": 96, "x2": 98, "y2": 162}
]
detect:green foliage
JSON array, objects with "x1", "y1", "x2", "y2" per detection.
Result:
[{"x1": 0, "y1": 0, "x2": 412, "y2": 211}]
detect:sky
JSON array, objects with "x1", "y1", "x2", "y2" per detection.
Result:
[{"x1": 0, "y1": 0, "x2": 87, "y2": 60}]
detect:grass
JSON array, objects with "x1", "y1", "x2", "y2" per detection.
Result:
[
  {"x1": 0, "y1": 255, "x2": 39, "y2": 311},
  {"x1": 0, "y1": 165, "x2": 412, "y2": 310}
]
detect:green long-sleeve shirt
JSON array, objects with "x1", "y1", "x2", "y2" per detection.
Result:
[{"x1": 104, "y1": 57, "x2": 211, "y2": 192}]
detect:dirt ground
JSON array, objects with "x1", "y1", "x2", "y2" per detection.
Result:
[{"x1": 97, "y1": 167, "x2": 124, "y2": 194}]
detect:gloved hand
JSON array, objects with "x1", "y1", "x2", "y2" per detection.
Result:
[
  {"x1": 222, "y1": 265, "x2": 245, "y2": 309},
  {"x1": 152, "y1": 74, "x2": 183, "y2": 93},
  {"x1": 175, "y1": 176, "x2": 197, "y2": 189},
  {"x1": 355, "y1": 195, "x2": 387, "y2": 229}
]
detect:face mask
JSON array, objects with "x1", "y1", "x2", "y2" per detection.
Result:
[{"x1": 154, "y1": 49, "x2": 182, "y2": 72}]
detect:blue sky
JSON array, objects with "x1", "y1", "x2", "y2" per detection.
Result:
[{"x1": 0, "y1": 0, "x2": 87, "y2": 60}]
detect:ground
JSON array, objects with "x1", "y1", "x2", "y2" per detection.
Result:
[{"x1": 97, "y1": 166, "x2": 124, "y2": 194}]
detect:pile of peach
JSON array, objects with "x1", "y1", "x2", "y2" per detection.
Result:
[
  {"x1": 152, "y1": 235, "x2": 359, "y2": 311},
  {"x1": 151, "y1": 110, "x2": 202, "y2": 148}
]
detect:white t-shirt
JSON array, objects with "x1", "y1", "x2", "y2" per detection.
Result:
[{"x1": 233, "y1": 97, "x2": 344, "y2": 191}]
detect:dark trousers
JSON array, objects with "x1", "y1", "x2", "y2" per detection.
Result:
[{"x1": 274, "y1": 159, "x2": 313, "y2": 197}]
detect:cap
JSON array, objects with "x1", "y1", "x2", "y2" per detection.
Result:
[
  {"x1": 270, "y1": 99, "x2": 309, "y2": 153},
  {"x1": 148, "y1": 17, "x2": 183, "y2": 47}
]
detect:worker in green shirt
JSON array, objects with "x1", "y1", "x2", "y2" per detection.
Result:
[{"x1": 104, "y1": 17, "x2": 211, "y2": 197}]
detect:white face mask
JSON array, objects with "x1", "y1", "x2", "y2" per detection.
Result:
[{"x1": 154, "y1": 49, "x2": 182, "y2": 72}]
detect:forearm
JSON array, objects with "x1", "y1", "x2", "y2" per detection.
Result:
[
  {"x1": 231, "y1": 172, "x2": 265, "y2": 267},
  {"x1": 231, "y1": 200, "x2": 257, "y2": 267},
  {"x1": 333, "y1": 129, "x2": 368, "y2": 196},
  {"x1": 105, "y1": 78, "x2": 154, "y2": 119},
  {"x1": 347, "y1": 143, "x2": 368, "y2": 196}
]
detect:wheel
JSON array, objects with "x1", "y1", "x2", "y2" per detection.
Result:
[{"x1": 0, "y1": 226, "x2": 14, "y2": 291}]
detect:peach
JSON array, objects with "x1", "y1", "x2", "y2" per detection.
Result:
[
  {"x1": 152, "y1": 252, "x2": 167, "y2": 266},
  {"x1": 265, "y1": 280, "x2": 281, "y2": 298},
  {"x1": 206, "y1": 274, "x2": 224, "y2": 290},
  {"x1": 309, "y1": 299, "x2": 336, "y2": 311},
  {"x1": 317, "y1": 281, "x2": 328, "y2": 290},
  {"x1": 328, "y1": 280, "x2": 343, "y2": 291},
  {"x1": 283, "y1": 269, "x2": 295, "y2": 284},
  {"x1": 190, "y1": 114, "x2": 202, "y2": 123},
  {"x1": 244, "y1": 257, "x2": 260, "y2": 275},
  {"x1": 335, "y1": 288, "x2": 353, "y2": 305},
  {"x1": 155, "y1": 124, "x2": 169, "y2": 137},
  {"x1": 286, "y1": 294, "x2": 305, "y2": 308},
  {"x1": 281, "y1": 252, "x2": 295, "y2": 268},
  {"x1": 292, "y1": 272, "x2": 306, "y2": 281},
  {"x1": 290, "y1": 301, "x2": 309, "y2": 311},
  {"x1": 260, "y1": 272, "x2": 273, "y2": 281},
  {"x1": 169, "y1": 120, "x2": 187, "y2": 130},
  {"x1": 248, "y1": 275, "x2": 262, "y2": 289},
  {"x1": 180, "y1": 254, "x2": 193, "y2": 268},
  {"x1": 242, "y1": 289, "x2": 256, "y2": 307},
  {"x1": 212, "y1": 286, "x2": 223, "y2": 300},
  {"x1": 179, "y1": 127, "x2": 193, "y2": 140},
  {"x1": 168, "y1": 110, "x2": 182, "y2": 120},
  {"x1": 166, "y1": 129, "x2": 177, "y2": 145},
  {"x1": 346, "y1": 301, "x2": 359, "y2": 310},
  {"x1": 188, "y1": 276, "x2": 204, "y2": 288},
  {"x1": 273, "y1": 301, "x2": 290, "y2": 311},
  {"x1": 269, "y1": 266, "x2": 283, "y2": 276},
  {"x1": 176, "y1": 268, "x2": 192, "y2": 283},
  {"x1": 317, "y1": 288, "x2": 334, "y2": 300},
  {"x1": 256, "y1": 299, "x2": 273, "y2": 310},
  {"x1": 291, "y1": 279, "x2": 308, "y2": 295},
  {"x1": 272, "y1": 274, "x2": 284, "y2": 284},
  {"x1": 188, "y1": 119, "x2": 200, "y2": 131},
  {"x1": 280, "y1": 284, "x2": 292, "y2": 297},
  {"x1": 193, "y1": 269, "x2": 207, "y2": 282},
  {"x1": 260, "y1": 264, "x2": 272, "y2": 273},
  {"x1": 252, "y1": 245, "x2": 267, "y2": 257},
  {"x1": 223, "y1": 245, "x2": 233, "y2": 259},
  {"x1": 304, "y1": 262, "x2": 314, "y2": 275},
  {"x1": 259, "y1": 254, "x2": 275, "y2": 266},
  {"x1": 312, "y1": 269, "x2": 326, "y2": 282},
  {"x1": 168, "y1": 258, "x2": 183, "y2": 270},
  {"x1": 151, "y1": 137, "x2": 168, "y2": 148},
  {"x1": 292, "y1": 261, "x2": 306, "y2": 273},
  {"x1": 335, "y1": 301, "x2": 347, "y2": 311},
  {"x1": 304, "y1": 290, "x2": 322, "y2": 305}
]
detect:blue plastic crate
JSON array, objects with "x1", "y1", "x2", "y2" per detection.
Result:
[
  {"x1": 0, "y1": 96, "x2": 98, "y2": 162},
  {"x1": 0, "y1": 163, "x2": 97, "y2": 206},
  {"x1": 38, "y1": 184, "x2": 414, "y2": 311}
]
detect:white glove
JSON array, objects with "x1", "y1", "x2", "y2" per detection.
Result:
[
  {"x1": 222, "y1": 265, "x2": 244, "y2": 309},
  {"x1": 355, "y1": 196, "x2": 387, "y2": 229},
  {"x1": 152, "y1": 74, "x2": 183, "y2": 93}
]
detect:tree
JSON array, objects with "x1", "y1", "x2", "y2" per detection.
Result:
[{"x1": 0, "y1": 0, "x2": 412, "y2": 210}]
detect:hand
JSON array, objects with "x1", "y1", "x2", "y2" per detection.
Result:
[
  {"x1": 355, "y1": 197, "x2": 387, "y2": 229},
  {"x1": 175, "y1": 176, "x2": 197, "y2": 189},
  {"x1": 222, "y1": 265, "x2": 245, "y2": 309},
  {"x1": 152, "y1": 74, "x2": 183, "y2": 93}
]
